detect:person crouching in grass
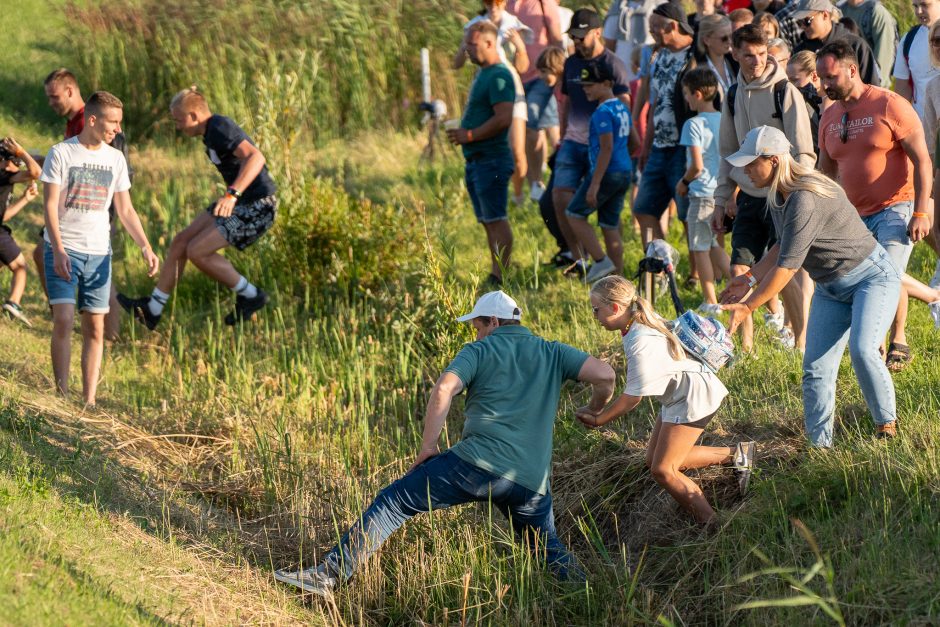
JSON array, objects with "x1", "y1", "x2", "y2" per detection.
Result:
[
  {"x1": 581, "y1": 276, "x2": 755, "y2": 525},
  {"x1": 118, "y1": 87, "x2": 277, "y2": 329},
  {"x1": 41, "y1": 91, "x2": 160, "y2": 406}
]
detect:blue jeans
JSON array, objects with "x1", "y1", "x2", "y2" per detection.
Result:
[
  {"x1": 861, "y1": 201, "x2": 912, "y2": 273},
  {"x1": 524, "y1": 78, "x2": 558, "y2": 129},
  {"x1": 43, "y1": 243, "x2": 112, "y2": 313},
  {"x1": 632, "y1": 145, "x2": 690, "y2": 220},
  {"x1": 553, "y1": 140, "x2": 590, "y2": 191},
  {"x1": 464, "y1": 153, "x2": 514, "y2": 223},
  {"x1": 802, "y1": 246, "x2": 901, "y2": 447},
  {"x1": 321, "y1": 450, "x2": 579, "y2": 581},
  {"x1": 566, "y1": 169, "x2": 632, "y2": 228}
]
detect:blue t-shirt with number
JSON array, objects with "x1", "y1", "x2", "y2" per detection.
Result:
[{"x1": 589, "y1": 98, "x2": 633, "y2": 174}]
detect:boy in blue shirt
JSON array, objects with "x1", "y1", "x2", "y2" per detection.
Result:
[
  {"x1": 565, "y1": 63, "x2": 637, "y2": 283},
  {"x1": 676, "y1": 68, "x2": 730, "y2": 315}
]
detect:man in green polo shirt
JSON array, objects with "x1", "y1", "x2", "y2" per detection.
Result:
[{"x1": 274, "y1": 291, "x2": 616, "y2": 596}]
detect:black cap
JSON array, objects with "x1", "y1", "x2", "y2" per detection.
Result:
[
  {"x1": 652, "y1": 2, "x2": 695, "y2": 36},
  {"x1": 574, "y1": 63, "x2": 615, "y2": 84},
  {"x1": 567, "y1": 8, "x2": 603, "y2": 38},
  {"x1": 0, "y1": 146, "x2": 15, "y2": 162}
]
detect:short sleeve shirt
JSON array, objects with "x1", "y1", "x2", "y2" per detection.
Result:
[
  {"x1": 819, "y1": 86, "x2": 918, "y2": 216},
  {"x1": 622, "y1": 324, "x2": 727, "y2": 423},
  {"x1": 649, "y1": 46, "x2": 690, "y2": 148},
  {"x1": 444, "y1": 326, "x2": 589, "y2": 495},
  {"x1": 562, "y1": 49, "x2": 631, "y2": 145},
  {"x1": 461, "y1": 64, "x2": 516, "y2": 160},
  {"x1": 40, "y1": 137, "x2": 131, "y2": 255},
  {"x1": 0, "y1": 170, "x2": 14, "y2": 226},
  {"x1": 203, "y1": 115, "x2": 277, "y2": 202},
  {"x1": 589, "y1": 98, "x2": 633, "y2": 173},
  {"x1": 508, "y1": 0, "x2": 562, "y2": 83},
  {"x1": 65, "y1": 107, "x2": 85, "y2": 140},
  {"x1": 679, "y1": 112, "x2": 721, "y2": 197},
  {"x1": 893, "y1": 26, "x2": 940, "y2": 120}
]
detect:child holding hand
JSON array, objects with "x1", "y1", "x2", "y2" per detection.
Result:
[{"x1": 579, "y1": 275, "x2": 754, "y2": 524}]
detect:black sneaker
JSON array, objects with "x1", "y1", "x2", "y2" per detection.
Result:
[
  {"x1": 562, "y1": 258, "x2": 586, "y2": 279},
  {"x1": 545, "y1": 250, "x2": 573, "y2": 268},
  {"x1": 224, "y1": 289, "x2": 269, "y2": 325},
  {"x1": 117, "y1": 293, "x2": 161, "y2": 330},
  {"x1": 485, "y1": 273, "x2": 503, "y2": 288}
]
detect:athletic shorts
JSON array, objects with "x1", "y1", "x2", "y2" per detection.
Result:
[
  {"x1": 730, "y1": 191, "x2": 775, "y2": 267},
  {"x1": 565, "y1": 170, "x2": 631, "y2": 229},
  {"x1": 687, "y1": 197, "x2": 718, "y2": 252},
  {"x1": 0, "y1": 225, "x2": 21, "y2": 266},
  {"x1": 208, "y1": 195, "x2": 278, "y2": 251}
]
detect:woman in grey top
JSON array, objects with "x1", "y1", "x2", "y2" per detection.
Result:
[{"x1": 720, "y1": 126, "x2": 901, "y2": 447}]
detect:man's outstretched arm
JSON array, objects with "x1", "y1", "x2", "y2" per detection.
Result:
[{"x1": 409, "y1": 372, "x2": 465, "y2": 471}]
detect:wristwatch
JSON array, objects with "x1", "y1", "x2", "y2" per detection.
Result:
[{"x1": 226, "y1": 187, "x2": 242, "y2": 199}]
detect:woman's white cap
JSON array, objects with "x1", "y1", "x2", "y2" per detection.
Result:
[
  {"x1": 456, "y1": 291, "x2": 522, "y2": 322},
  {"x1": 726, "y1": 125, "x2": 792, "y2": 168}
]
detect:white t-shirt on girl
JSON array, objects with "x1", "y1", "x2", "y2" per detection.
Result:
[
  {"x1": 40, "y1": 137, "x2": 131, "y2": 255},
  {"x1": 622, "y1": 323, "x2": 728, "y2": 423}
]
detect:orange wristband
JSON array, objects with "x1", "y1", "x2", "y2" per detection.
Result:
[
  {"x1": 912, "y1": 212, "x2": 928, "y2": 218},
  {"x1": 466, "y1": 129, "x2": 474, "y2": 142}
]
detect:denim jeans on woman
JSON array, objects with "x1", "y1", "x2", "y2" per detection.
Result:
[
  {"x1": 802, "y1": 245, "x2": 901, "y2": 447},
  {"x1": 321, "y1": 450, "x2": 580, "y2": 581}
]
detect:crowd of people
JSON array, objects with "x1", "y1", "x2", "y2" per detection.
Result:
[{"x1": 2, "y1": 0, "x2": 940, "y2": 601}]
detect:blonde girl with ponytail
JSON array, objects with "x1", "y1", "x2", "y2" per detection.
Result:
[{"x1": 580, "y1": 276, "x2": 754, "y2": 524}]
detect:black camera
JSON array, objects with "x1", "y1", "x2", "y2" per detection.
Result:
[{"x1": 0, "y1": 146, "x2": 15, "y2": 161}]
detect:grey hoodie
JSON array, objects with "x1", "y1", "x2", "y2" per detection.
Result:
[{"x1": 715, "y1": 56, "x2": 816, "y2": 206}]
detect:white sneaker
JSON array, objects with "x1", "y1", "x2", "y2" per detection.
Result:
[
  {"x1": 2, "y1": 301, "x2": 31, "y2": 328},
  {"x1": 930, "y1": 300, "x2": 940, "y2": 329},
  {"x1": 585, "y1": 256, "x2": 616, "y2": 283},
  {"x1": 511, "y1": 193, "x2": 526, "y2": 206},
  {"x1": 273, "y1": 564, "x2": 337, "y2": 597},
  {"x1": 773, "y1": 326, "x2": 796, "y2": 349},
  {"x1": 697, "y1": 303, "x2": 723, "y2": 316},
  {"x1": 930, "y1": 260, "x2": 940, "y2": 289},
  {"x1": 529, "y1": 181, "x2": 545, "y2": 202},
  {"x1": 763, "y1": 311, "x2": 784, "y2": 333}
]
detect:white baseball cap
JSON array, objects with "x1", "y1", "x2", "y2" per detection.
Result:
[
  {"x1": 456, "y1": 290, "x2": 522, "y2": 322},
  {"x1": 726, "y1": 126, "x2": 793, "y2": 168}
]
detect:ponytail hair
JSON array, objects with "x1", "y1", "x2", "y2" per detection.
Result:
[{"x1": 591, "y1": 276, "x2": 685, "y2": 361}]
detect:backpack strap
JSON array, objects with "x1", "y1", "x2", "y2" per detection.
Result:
[
  {"x1": 771, "y1": 78, "x2": 789, "y2": 119},
  {"x1": 727, "y1": 82, "x2": 738, "y2": 117},
  {"x1": 903, "y1": 25, "x2": 919, "y2": 63}
]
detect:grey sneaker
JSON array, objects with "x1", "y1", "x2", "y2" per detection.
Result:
[
  {"x1": 3, "y1": 301, "x2": 31, "y2": 328},
  {"x1": 930, "y1": 300, "x2": 940, "y2": 329},
  {"x1": 273, "y1": 563, "x2": 337, "y2": 597},
  {"x1": 585, "y1": 256, "x2": 616, "y2": 283},
  {"x1": 930, "y1": 260, "x2": 940, "y2": 289},
  {"x1": 763, "y1": 311, "x2": 784, "y2": 333},
  {"x1": 733, "y1": 441, "x2": 756, "y2": 495}
]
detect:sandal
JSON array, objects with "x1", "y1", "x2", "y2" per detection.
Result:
[{"x1": 885, "y1": 342, "x2": 912, "y2": 372}]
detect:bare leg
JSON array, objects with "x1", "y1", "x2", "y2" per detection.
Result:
[
  {"x1": 684, "y1": 221, "x2": 697, "y2": 281},
  {"x1": 650, "y1": 422, "x2": 725, "y2": 524},
  {"x1": 51, "y1": 303, "x2": 75, "y2": 396},
  {"x1": 524, "y1": 127, "x2": 545, "y2": 187},
  {"x1": 602, "y1": 226, "x2": 624, "y2": 274},
  {"x1": 552, "y1": 187, "x2": 580, "y2": 255},
  {"x1": 32, "y1": 244, "x2": 48, "y2": 298},
  {"x1": 901, "y1": 273, "x2": 940, "y2": 303},
  {"x1": 185, "y1": 228, "x2": 239, "y2": 288},
  {"x1": 6, "y1": 255, "x2": 27, "y2": 304},
  {"x1": 568, "y1": 216, "x2": 605, "y2": 261},
  {"x1": 780, "y1": 273, "x2": 810, "y2": 351},
  {"x1": 709, "y1": 244, "x2": 731, "y2": 281},
  {"x1": 510, "y1": 118, "x2": 527, "y2": 199},
  {"x1": 155, "y1": 213, "x2": 218, "y2": 293},
  {"x1": 635, "y1": 214, "x2": 665, "y2": 248},
  {"x1": 105, "y1": 284, "x2": 121, "y2": 341},
  {"x1": 730, "y1": 263, "x2": 754, "y2": 351},
  {"x1": 80, "y1": 312, "x2": 105, "y2": 405},
  {"x1": 692, "y1": 250, "x2": 717, "y2": 304},
  {"x1": 482, "y1": 220, "x2": 513, "y2": 279}
]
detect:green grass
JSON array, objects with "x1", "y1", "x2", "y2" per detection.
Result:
[{"x1": 1, "y1": 1, "x2": 940, "y2": 624}]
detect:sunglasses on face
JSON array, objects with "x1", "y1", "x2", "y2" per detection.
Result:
[
  {"x1": 840, "y1": 111, "x2": 849, "y2": 143},
  {"x1": 798, "y1": 15, "x2": 815, "y2": 28}
]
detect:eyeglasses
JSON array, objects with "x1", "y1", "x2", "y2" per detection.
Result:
[
  {"x1": 591, "y1": 306, "x2": 601, "y2": 314},
  {"x1": 798, "y1": 15, "x2": 815, "y2": 28},
  {"x1": 840, "y1": 111, "x2": 849, "y2": 143}
]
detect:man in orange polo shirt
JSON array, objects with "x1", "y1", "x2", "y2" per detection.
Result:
[{"x1": 817, "y1": 40, "x2": 940, "y2": 371}]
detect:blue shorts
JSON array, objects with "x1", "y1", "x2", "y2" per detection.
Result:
[
  {"x1": 44, "y1": 243, "x2": 111, "y2": 314},
  {"x1": 632, "y1": 145, "x2": 690, "y2": 221},
  {"x1": 861, "y1": 201, "x2": 913, "y2": 274},
  {"x1": 554, "y1": 140, "x2": 590, "y2": 191},
  {"x1": 465, "y1": 153, "x2": 514, "y2": 224},
  {"x1": 524, "y1": 78, "x2": 558, "y2": 130},
  {"x1": 566, "y1": 170, "x2": 632, "y2": 229}
]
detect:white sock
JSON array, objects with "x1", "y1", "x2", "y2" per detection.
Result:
[
  {"x1": 148, "y1": 288, "x2": 169, "y2": 316},
  {"x1": 233, "y1": 275, "x2": 258, "y2": 299}
]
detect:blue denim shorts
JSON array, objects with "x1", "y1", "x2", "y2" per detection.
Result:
[
  {"x1": 566, "y1": 170, "x2": 632, "y2": 229},
  {"x1": 861, "y1": 201, "x2": 912, "y2": 274},
  {"x1": 524, "y1": 78, "x2": 559, "y2": 130},
  {"x1": 553, "y1": 140, "x2": 591, "y2": 191},
  {"x1": 44, "y1": 243, "x2": 111, "y2": 313},
  {"x1": 465, "y1": 153, "x2": 514, "y2": 224},
  {"x1": 632, "y1": 145, "x2": 690, "y2": 220}
]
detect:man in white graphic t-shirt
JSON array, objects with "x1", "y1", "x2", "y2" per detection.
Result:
[{"x1": 41, "y1": 91, "x2": 159, "y2": 406}]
